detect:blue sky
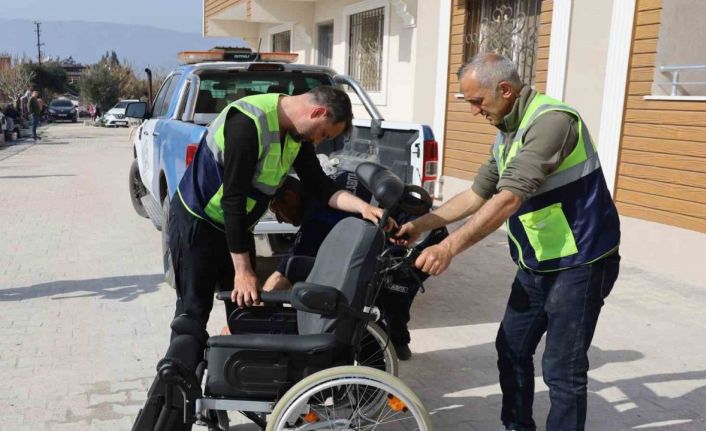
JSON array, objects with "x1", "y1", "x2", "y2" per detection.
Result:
[{"x1": 4, "y1": 0, "x2": 204, "y2": 34}]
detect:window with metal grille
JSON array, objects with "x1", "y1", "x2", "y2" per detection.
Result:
[
  {"x1": 272, "y1": 30, "x2": 291, "y2": 52},
  {"x1": 348, "y1": 7, "x2": 384, "y2": 92},
  {"x1": 464, "y1": 0, "x2": 542, "y2": 85},
  {"x1": 317, "y1": 23, "x2": 334, "y2": 67}
]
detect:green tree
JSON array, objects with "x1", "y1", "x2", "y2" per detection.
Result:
[
  {"x1": 23, "y1": 61, "x2": 68, "y2": 95},
  {"x1": 117, "y1": 61, "x2": 147, "y2": 100},
  {"x1": 79, "y1": 63, "x2": 120, "y2": 111}
]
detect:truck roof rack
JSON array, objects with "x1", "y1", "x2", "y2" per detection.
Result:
[{"x1": 177, "y1": 48, "x2": 298, "y2": 64}]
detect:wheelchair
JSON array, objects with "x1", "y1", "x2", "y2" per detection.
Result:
[{"x1": 133, "y1": 162, "x2": 434, "y2": 431}]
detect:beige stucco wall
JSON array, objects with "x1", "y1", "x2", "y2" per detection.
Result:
[
  {"x1": 652, "y1": 0, "x2": 706, "y2": 96},
  {"x1": 411, "y1": 0, "x2": 440, "y2": 127},
  {"x1": 205, "y1": 0, "x2": 440, "y2": 125},
  {"x1": 563, "y1": 0, "x2": 614, "y2": 140}
]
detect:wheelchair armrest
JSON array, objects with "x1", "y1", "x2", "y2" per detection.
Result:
[
  {"x1": 291, "y1": 283, "x2": 377, "y2": 322},
  {"x1": 216, "y1": 290, "x2": 291, "y2": 304},
  {"x1": 291, "y1": 282, "x2": 343, "y2": 314},
  {"x1": 260, "y1": 290, "x2": 292, "y2": 304}
]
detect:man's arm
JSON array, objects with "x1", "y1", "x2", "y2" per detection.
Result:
[
  {"x1": 262, "y1": 271, "x2": 292, "y2": 292},
  {"x1": 415, "y1": 190, "x2": 522, "y2": 275},
  {"x1": 394, "y1": 155, "x2": 498, "y2": 244},
  {"x1": 294, "y1": 145, "x2": 391, "y2": 227},
  {"x1": 222, "y1": 111, "x2": 261, "y2": 307}
]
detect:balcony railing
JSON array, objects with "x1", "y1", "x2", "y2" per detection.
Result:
[{"x1": 660, "y1": 64, "x2": 706, "y2": 96}]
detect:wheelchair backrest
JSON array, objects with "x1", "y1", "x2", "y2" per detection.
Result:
[{"x1": 296, "y1": 217, "x2": 384, "y2": 342}]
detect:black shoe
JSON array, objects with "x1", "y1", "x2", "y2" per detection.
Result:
[{"x1": 394, "y1": 343, "x2": 412, "y2": 361}]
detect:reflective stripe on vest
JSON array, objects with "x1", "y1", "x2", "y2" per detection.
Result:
[
  {"x1": 177, "y1": 93, "x2": 301, "y2": 228},
  {"x1": 493, "y1": 93, "x2": 619, "y2": 271}
]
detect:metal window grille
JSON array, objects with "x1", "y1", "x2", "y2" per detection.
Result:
[
  {"x1": 318, "y1": 23, "x2": 334, "y2": 67},
  {"x1": 348, "y1": 7, "x2": 384, "y2": 92},
  {"x1": 465, "y1": 0, "x2": 542, "y2": 85},
  {"x1": 272, "y1": 30, "x2": 291, "y2": 52}
]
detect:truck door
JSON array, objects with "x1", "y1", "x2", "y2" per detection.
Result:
[{"x1": 136, "y1": 74, "x2": 180, "y2": 197}]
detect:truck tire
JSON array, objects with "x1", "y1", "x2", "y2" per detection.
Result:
[
  {"x1": 162, "y1": 196, "x2": 176, "y2": 289},
  {"x1": 129, "y1": 159, "x2": 149, "y2": 218}
]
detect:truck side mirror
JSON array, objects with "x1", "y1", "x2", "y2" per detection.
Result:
[{"x1": 126, "y1": 102, "x2": 149, "y2": 119}]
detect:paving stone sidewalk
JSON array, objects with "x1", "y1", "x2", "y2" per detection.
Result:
[{"x1": 1, "y1": 124, "x2": 704, "y2": 430}]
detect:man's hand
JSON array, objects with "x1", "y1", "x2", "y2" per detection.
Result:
[
  {"x1": 415, "y1": 242, "x2": 453, "y2": 276},
  {"x1": 392, "y1": 221, "x2": 421, "y2": 246},
  {"x1": 232, "y1": 269, "x2": 260, "y2": 308},
  {"x1": 360, "y1": 204, "x2": 397, "y2": 231}
]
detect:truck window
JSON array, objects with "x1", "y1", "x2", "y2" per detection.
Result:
[
  {"x1": 152, "y1": 75, "x2": 174, "y2": 118},
  {"x1": 153, "y1": 74, "x2": 182, "y2": 118},
  {"x1": 194, "y1": 72, "x2": 335, "y2": 116}
]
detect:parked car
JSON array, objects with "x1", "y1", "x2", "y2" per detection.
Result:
[
  {"x1": 126, "y1": 48, "x2": 441, "y2": 286},
  {"x1": 104, "y1": 99, "x2": 139, "y2": 127},
  {"x1": 47, "y1": 98, "x2": 78, "y2": 123}
]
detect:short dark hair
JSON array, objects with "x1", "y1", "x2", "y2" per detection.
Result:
[
  {"x1": 274, "y1": 175, "x2": 302, "y2": 201},
  {"x1": 307, "y1": 86, "x2": 353, "y2": 135}
]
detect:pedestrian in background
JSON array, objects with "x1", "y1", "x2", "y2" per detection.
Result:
[{"x1": 28, "y1": 90, "x2": 41, "y2": 140}]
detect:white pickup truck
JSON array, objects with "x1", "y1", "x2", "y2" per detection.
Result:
[{"x1": 126, "y1": 49, "x2": 441, "y2": 285}]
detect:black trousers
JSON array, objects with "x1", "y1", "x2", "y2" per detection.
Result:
[{"x1": 168, "y1": 196, "x2": 256, "y2": 339}]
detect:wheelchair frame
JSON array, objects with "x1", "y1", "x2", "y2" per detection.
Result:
[{"x1": 139, "y1": 162, "x2": 434, "y2": 431}]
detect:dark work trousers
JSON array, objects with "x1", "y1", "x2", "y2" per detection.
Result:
[
  {"x1": 497, "y1": 253, "x2": 620, "y2": 431},
  {"x1": 168, "y1": 196, "x2": 256, "y2": 340},
  {"x1": 378, "y1": 284, "x2": 420, "y2": 346},
  {"x1": 133, "y1": 198, "x2": 257, "y2": 431}
]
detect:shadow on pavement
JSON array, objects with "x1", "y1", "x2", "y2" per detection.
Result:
[
  {"x1": 0, "y1": 273, "x2": 164, "y2": 302},
  {"x1": 408, "y1": 340, "x2": 706, "y2": 430}
]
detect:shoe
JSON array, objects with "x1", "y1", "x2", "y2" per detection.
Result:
[
  {"x1": 498, "y1": 426, "x2": 517, "y2": 431},
  {"x1": 393, "y1": 343, "x2": 412, "y2": 361}
]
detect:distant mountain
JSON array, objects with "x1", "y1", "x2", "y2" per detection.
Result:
[{"x1": 0, "y1": 18, "x2": 247, "y2": 72}]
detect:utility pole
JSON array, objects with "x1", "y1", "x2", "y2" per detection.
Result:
[{"x1": 33, "y1": 21, "x2": 44, "y2": 65}]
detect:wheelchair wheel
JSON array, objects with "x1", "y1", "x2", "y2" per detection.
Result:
[
  {"x1": 359, "y1": 322, "x2": 399, "y2": 376},
  {"x1": 266, "y1": 365, "x2": 432, "y2": 431}
]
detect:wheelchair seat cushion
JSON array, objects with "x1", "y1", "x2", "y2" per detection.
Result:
[{"x1": 207, "y1": 333, "x2": 338, "y2": 354}]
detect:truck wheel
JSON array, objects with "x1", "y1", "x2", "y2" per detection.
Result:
[
  {"x1": 129, "y1": 159, "x2": 149, "y2": 218},
  {"x1": 162, "y1": 196, "x2": 176, "y2": 289}
]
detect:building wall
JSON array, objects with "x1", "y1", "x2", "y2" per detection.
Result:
[
  {"x1": 204, "y1": 0, "x2": 440, "y2": 126},
  {"x1": 204, "y1": 0, "x2": 244, "y2": 35},
  {"x1": 412, "y1": 0, "x2": 441, "y2": 127},
  {"x1": 563, "y1": 0, "x2": 613, "y2": 138},
  {"x1": 441, "y1": 0, "x2": 553, "y2": 181},
  {"x1": 615, "y1": 0, "x2": 706, "y2": 233}
]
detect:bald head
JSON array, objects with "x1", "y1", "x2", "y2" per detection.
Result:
[{"x1": 457, "y1": 52, "x2": 523, "y2": 91}]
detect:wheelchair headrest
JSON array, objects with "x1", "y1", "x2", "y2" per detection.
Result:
[
  {"x1": 356, "y1": 162, "x2": 433, "y2": 215},
  {"x1": 355, "y1": 162, "x2": 404, "y2": 209}
]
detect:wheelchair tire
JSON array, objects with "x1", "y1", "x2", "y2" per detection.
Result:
[
  {"x1": 266, "y1": 365, "x2": 432, "y2": 431},
  {"x1": 359, "y1": 322, "x2": 399, "y2": 377}
]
